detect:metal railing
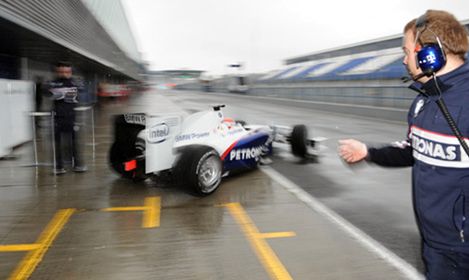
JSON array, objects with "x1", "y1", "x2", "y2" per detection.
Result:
[{"x1": 27, "y1": 105, "x2": 96, "y2": 174}]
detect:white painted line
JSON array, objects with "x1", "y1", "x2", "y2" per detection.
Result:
[{"x1": 261, "y1": 166, "x2": 424, "y2": 280}]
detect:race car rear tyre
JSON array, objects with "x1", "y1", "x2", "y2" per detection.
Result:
[
  {"x1": 176, "y1": 146, "x2": 222, "y2": 196},
  {"x1": 110, "y1": 142, "x2": 128, "y2": 178},
  {"x1": 109, "y1": 138, "x2": 147, "y2": 181},
  {"x1": 291, "y1": 125, "x2": 308, "y2": 158}
]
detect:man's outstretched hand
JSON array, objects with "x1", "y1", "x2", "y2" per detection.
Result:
[{"x1": 338, "y1": 139, "x2": 368, "y2": 163}]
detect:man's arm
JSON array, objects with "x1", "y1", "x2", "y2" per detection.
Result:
[
  {"x1": 73, "y1": 78, "x2": 85, "y2": 103},
  {"x1": 338, "y1": 139, "x2": 414, "y2": 167},
  {"x1": 367, "y1": 141, "x2": 414, "y2": 167},
  {"x1": 47, "y1": 81, "x2": 66, "y2": 100}
]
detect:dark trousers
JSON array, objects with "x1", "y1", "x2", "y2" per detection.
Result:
[
  {"x1": 423, "y1": 243, "x2": 469, "y2": 280},
  {"x1": 54, "y1": 121, "x2": 82, "y2": 169}
]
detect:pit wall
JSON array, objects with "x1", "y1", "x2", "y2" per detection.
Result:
[{"x1": 175, "y1": 79, "x2": 415, "y2": 123}]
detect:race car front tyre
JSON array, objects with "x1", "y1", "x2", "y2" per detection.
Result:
[
  {"x1": 235, "y1": 120, "x2": 247, "y2": 127},
  {"x1": 176, "y1": 146, "x2": 222, "y2": 196},
  {"x1": 291, "y1": 124, "x2": 308, "y2": 158}
]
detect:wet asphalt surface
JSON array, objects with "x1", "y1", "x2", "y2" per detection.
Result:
[
  {"x1": 160, "y1": 90, "x2": 423, "y2": 271},
  {"x1": 0, "y1": 89, "x2": 420, "y2": 279}
]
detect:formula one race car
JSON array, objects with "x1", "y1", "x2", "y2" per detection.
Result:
[{"x1": 109, "y1": 105, "x2": 317, "y2": 196}]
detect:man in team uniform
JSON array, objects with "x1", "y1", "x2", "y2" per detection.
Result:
[
  {"x1": 339, "y1": 10, "x2": 469, "y2": 279},
  {"x1": 49, "y1": 61, "x2": 87, "y2": 174}
]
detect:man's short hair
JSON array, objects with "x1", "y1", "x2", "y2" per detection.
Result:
[
  {"x1": 404, "y1": 10, "x2": 469, "y2": 60},
  {"x1": 55, "y1": 61, "x2": 72, "y2": 68}
]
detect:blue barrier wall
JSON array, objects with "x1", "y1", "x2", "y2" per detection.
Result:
[{"x1": 176, "y1": 21, "x2": 469, "y2": 114}]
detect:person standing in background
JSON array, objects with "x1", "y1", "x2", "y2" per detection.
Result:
[{"x1": 48, "y1": 61, "x2": 87, "y2": 174}]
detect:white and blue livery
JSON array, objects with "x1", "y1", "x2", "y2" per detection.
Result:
[{"x1": 109, "y1": 105, "x2": 316, "y2": 195}]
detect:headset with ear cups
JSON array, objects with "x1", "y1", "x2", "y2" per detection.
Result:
[{"x1": 414, "y1": 13, "x2": 447, "y2": 76}]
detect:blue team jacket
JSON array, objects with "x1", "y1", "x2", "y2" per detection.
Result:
[{"x1": 369, "y1": 61, "x2": 469, "y2": 252}]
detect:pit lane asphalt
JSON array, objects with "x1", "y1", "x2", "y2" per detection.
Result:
[
  {"x1": 160, "y1": 90, "x2": 423, "y2": 272},
  {"x1": 0, "y1": 89, "x2": 420, "y2": 279}
]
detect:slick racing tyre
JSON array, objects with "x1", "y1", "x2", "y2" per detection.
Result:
[
  {"x1": 176, "y1": 146, "x2": 222, "y2": 196},
  {"x1": 109, "y1": 137, "x2": 147, "y2": 181},
  {"x1": 291, "y1": 124, "x2": 308, "y2": 158}
]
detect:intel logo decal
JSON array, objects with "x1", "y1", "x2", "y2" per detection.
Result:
[{"x1": 147, "y1": 123, "x2": 170, "y2": 143}]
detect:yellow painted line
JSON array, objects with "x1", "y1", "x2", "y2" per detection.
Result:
[
  {"x1": 0, "y1": 244, "x2": 41, "y2": 252},
  {"x1": 143, "y1": 196, "x2": 161, "y2": 228},
  {"x1": 101, "y1": 196, "x2": 161, "y2": 228},
  {"x1": 258, "y1": 232, "x2": 296, "y2": 239},
  {"x1": 101, "y1": 206, "x2": 146, "y2": 212},
  {"x1": 9, "y1": 208, "x2": 75, "y2": 280},
  {"x1": 223, "y1": 202, "x2": 293, "y2": 280}
]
